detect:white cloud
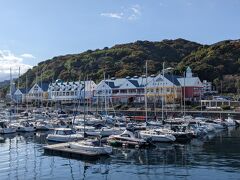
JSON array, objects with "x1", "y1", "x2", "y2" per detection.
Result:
[
  {"x1": 0, "y1": 50, "x2": 33, "y2": 81},
  {"x1": 100, "y1": 12, "x2": 124, "y2": 19},
  {"x1": 100, "y1": 4, "x2": 141, "y2": 21},
  {"x1": 128, "y1": 4, "x2": 141, "y2": 20},
  {"x1": 131, "y1": 5, "x2": 141, "y2": 15},
  {"x1": 21, "y1": 53, "x2": 36, "y2": 59}
]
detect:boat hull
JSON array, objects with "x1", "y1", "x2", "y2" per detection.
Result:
[
  {"x1": 139, "y1": 132, "x2": 176, "y2": 142},
  {"x1": 69, "y1": 142, "x2": 112, "y2": 155},
  {"x1": 46, "y1": 134, "x2": 83, "y2": 142},
  {"x1": 0, "y1": 127, "x2": 16, "y2": 134}
]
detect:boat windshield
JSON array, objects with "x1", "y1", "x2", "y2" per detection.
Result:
[
  {"x1": 56, "y1": 130, "x2": 74, "y2": 135},
  {"x1": 121, "y1": 134, "x2": 131, "y2": 137},
  {"x1": 64, "y1": 130, "x2": 75, "y2": 135}
]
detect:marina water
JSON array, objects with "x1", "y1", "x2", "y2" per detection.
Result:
[{"x1": 0, "y1": 127, "x2": 240, "y2": 180}]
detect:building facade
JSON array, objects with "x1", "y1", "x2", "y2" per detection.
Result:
[
  {"x1": 48, "y1": 79, "x2": 96, "y2": 102},
  {"x1": 26, "y1": 83, "x2": 49, "y2": 102},
  {"x1": 177, "y1": 67, "x2": 203, "y2": 101}
]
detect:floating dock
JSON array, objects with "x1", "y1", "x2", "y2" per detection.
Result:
[{"x1": 44, "y1": 143, "x2": 108, "y2": 158}]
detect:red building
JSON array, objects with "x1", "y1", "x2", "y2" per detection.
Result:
[{"x1": 177, "y1": 67, "x2": 203, "y2": 101}]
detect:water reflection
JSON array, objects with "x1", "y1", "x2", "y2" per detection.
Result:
[{"x1": 0, "y1": 128, "x2": 240, "y2": 179}]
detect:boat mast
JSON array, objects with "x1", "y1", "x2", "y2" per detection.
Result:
[
  {"x1": 162, "y1": 62, "x2": 165, "y2": 120},
  {"x1": 153, "y1": 74, "x2": 157, "y2": 118},
  {"x1": 9, "y1": 68, "x2": 12, "y2": 100},
  {"x1": 145, "y1": 60, "x2": 148, "y2": 123},
  {"x1": 9, "y1": 68, "x2": 12, "y2": 121},
  {"x1": 104, "y1": 72, "x2": 107, "y2": 115},
  {"x1": 86, "y1": 75, "x2": 89, "y2": 114},
  {"x1": 83, "y1": 78, "x2": 86, "y2": 138},
  {"x1": 17, "y1": 67, "x2": 20, "y2": 115},
  {"x1": 184, "y1": 70, "x2": 186, "y2": 117},
  {"x1": 41, "y1": 70, "x2": 43, "y2": 108},
  {"x1": 26, "y1": 71, "x2": 28, "y2": 118}
]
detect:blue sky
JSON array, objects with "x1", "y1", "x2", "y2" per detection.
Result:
[{"x1": 0, "y1": 0, "x2": 240, "y2": 80}]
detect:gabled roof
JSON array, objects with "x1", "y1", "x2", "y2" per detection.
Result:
[
  {"x1": 19, "y1": 88, "x2": 30, "y2": 94},
  {"x1": 105, "y1": 81, "x2": 118, "y2": 88},
  {"x1": 38, "y1": 83, "x2": 50, "y2": 91},
  {"x1": 177, "y1": 77, "x2": 202, "y2": 87},
  {"x1": 128, "y1": 79, "x2": 141, "y2": 87},
  {"x1": 14, "y1": 88, "x2": 30, "y2": 94},
  {"x1": 164, "y1": 74, "x2": 181, "y2": 86}
]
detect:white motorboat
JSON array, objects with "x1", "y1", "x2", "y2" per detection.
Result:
[
  {"x1": 139, "y1": 129, "x2": 176, "y2": 142},
  {"x1": 157, "y1": 128, "x2": 194, "y2": 143},
  {"x1": 107, "y1": 130, "x2": 149, "y2": 147},
  {"x1": 0, "y1": 122, "x2": 16, "y2": 134},
  {"x1": 46, "y1": 128, "x2": 83, "y2": 142},
  {"x1": 69, "y1": 139, "x2": 112, "y2": 155},
  {"x1": 75, "y1": 124, "x2": 125, "y2": 137},
  {"x1": 74, "y1": 114, "x2": 105, "y2": 126},
  {"x1": 35, "y1": 121, "x2": 54, "y2": 130},
  {"x1": 146, "y1": 120, "x2": 162, "y2": 126},
  {"x1": 74, "y1": 125, "x2": 96, "y2": 135},
  {"x1": 100, "y1": 127, "x2": 124, "y2": 137},
  {"x1": 13, "y1": 121, "x2": 36, "y2": 132},
  {"x1": 224, "y1": 116, "x2": 236, "y2": 127},
  {"x1": 205, "y1": 120, "x2": 226, "y2": 130}
]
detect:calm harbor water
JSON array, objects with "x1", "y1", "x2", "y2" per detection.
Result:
[{"x1": 0, "y1": 128, "x2": 240, "y2": 180}]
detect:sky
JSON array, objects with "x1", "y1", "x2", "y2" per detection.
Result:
[{"x1": 0, "y1": 0, "x2": 240, "y2": 81}]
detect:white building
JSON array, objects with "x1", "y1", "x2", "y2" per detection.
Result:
[
  {"x1": 48, "y1": 79, "x2": 96, "y2": 101},
  {"x1": 94, "y1": 76, "x2": 148, "y2": 103},
  {"x1": 26, "y1": 83, "x2": 49, "y2": 102},
  {"x1": 202, "y1": 80, "x2": 215, "y2": 94},
  {"x1": 146, "y1": 74, "x2": 182, "y2": 103},
  {"x1": 13, "y1": 88, "x2": 29, "y2": 103},
  {"x1": 94, "y1": 74, "x2": 182, "y2": 104}
]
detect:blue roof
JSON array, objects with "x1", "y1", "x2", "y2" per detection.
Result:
[
  {"x1": 164, "y1": 74, "x2": 181, "y2": 86},
  {"x1": 38, "y1": 83, "x2": 50, "y2": 91},
  {"x1": 128, "y1": 79, "x2": 140, "y2": 87},
  {"x1": 105, "y1": 81, "x2": 119, "y2": 88},
  {"x1": 19, "y1": 88, "x2": 30, "y2": 94}
]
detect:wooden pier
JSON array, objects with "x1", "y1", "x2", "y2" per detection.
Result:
[{"x1": 44, "y1": 143, "x2": 109, "y2": 158}]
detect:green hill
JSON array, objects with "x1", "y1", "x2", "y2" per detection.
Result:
[{"x1": 18, "y1": 38, "x2": 240, "y2": 93}]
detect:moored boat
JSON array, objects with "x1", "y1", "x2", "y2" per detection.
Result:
[
  {"x1": 69, "y1": 139, "x2": 112, "y2": 155},
  {"x1": 139, "y1": 129, "x2": 176, "y2": 143},
  {"x1": 107, "y1": 130, "x2": 149, "y2": 148},
  {"x1": 0, "y1": 122, "x2": 16, "y2": 134},
  {"x1": 46, "y1": 128, "x2": 83, "y2": 142}
]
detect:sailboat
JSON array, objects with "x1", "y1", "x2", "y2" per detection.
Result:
[
  {"x1": 0, "y1": 68, "x2": 17, "y2": 134},
  {"x1": 139, "y1": 62, "x2": 176, "y2": 143},
  {"x1": 145, "y1": 62, "x2": 165, "y2": 127},
  {"x1": 69, "y1": 78, "x2": 113, "y2": 155}
]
